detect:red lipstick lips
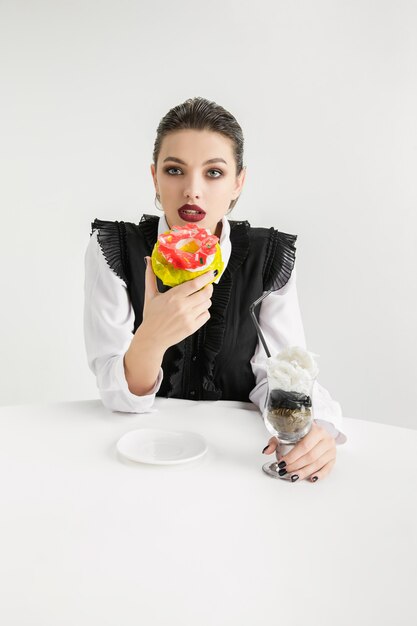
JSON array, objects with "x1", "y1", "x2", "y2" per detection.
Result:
[{"x1": 177, "y1": 204, "x2": 206, "y2": 223}]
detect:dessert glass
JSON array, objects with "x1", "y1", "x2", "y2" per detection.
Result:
[{"x1": 262, "y1": 376, "x2": 315, "y2": 480}]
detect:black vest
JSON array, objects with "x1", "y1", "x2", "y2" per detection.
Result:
[{"x1": 90, "y1": 214, "x2": 297, "y2": 402}]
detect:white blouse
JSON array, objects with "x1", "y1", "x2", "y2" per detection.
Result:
[{"x1": 83, "y1": 215, "x2": 347, "y2": 444}]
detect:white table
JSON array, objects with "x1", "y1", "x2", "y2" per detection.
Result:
[{"x1": 0, "y1": 398, "x2": 416, "y2": 626}]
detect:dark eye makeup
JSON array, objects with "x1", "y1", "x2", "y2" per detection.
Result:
[{"x1": 163, "y1": 167, "x2": 223, "y2": 178}]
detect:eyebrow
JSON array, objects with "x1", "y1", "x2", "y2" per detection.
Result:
[{"x1": 163, "y1": 157, "x2": 227, "y2": 165}]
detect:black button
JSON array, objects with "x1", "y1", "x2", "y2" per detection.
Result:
[
  {"x1": 189, "y1": 390, "x2": 196, "y2": 397},
  {"x1": 191, "y1": 355, "x2": 197, "y2": 362}
]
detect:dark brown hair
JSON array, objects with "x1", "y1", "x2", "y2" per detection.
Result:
[{"x1": 152, "y1": 96, "x2": 245, "y2": 212}]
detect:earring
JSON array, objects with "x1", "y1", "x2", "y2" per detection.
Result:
[{"x1": 154, "y1": 193, "x2": 163, "y2": 212}]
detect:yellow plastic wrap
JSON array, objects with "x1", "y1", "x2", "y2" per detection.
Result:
[{"x1": 151, "y1": 240, "x2": 224, "y2": 287}]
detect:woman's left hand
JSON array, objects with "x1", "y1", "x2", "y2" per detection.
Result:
[{"x1": 262, "y1": 421, "x2": 336, "y2": 482}]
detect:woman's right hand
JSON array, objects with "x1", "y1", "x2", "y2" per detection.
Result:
[{"x1": 141, "y1": 256, "x2": 215, "y2": 351}]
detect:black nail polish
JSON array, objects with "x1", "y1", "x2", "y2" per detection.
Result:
[
  {"x1": 144, "y1": 256, "x2": 148, "y2": 267},
  {"x1": 262, "y1": 445, "x2": 269, "y2": 454},
  {"x1": 213, "y1": 269, "x2": 218, "y2": 277},
  {"x1": 291, "y1": 474, "x2": 299, "y2": 482},
  {"x1": 311, "y1": 476, "x2": 318, "y2": 482},
  {"x1": 278, "y1": 461, "x2": 286, "y2": 469},
  {"x1": 278, "y1": 468, "x2": 287, "y2": 476}
]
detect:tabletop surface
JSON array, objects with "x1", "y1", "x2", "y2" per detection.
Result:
[{"x1": 0, "y1": 398, "x2": 416, "y2": 626}]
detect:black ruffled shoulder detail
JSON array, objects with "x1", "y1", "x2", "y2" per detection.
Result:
[
  {"x1": 90, "y1": 218, "x2": 129, "y2": 284},
  {"x1": 138, "y1": 213, "x2": 159, "y2": 246},
  {"x1": 262, "y1": 228, "x2": 297, "y2": 292}
]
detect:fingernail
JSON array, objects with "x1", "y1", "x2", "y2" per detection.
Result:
[
  {"x1": 144, "y1": 256, "x2": 148, "y2": 267},
  {"x1": 311, "y1": 476, "x2": 318, "y2": 482},
  {"x1": 262, "y1": 445, "x2": 269, "y2": 454},
  {"x1": 278, "y1": 460, "x2": 286, "y2": 469},
  {"x1": 213, "y1": 269, "x2": 218, "y2": 277},
  {"x1": 291, "y1": 474, "x2": 299, "y2": 482},
  {"x1": 278, "y1": 468, "x2": 287, "y2": 476}
]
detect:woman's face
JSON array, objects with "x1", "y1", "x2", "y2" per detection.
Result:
[{"x1": 151, "y1": 129, "x2": 246, "y2": 236}]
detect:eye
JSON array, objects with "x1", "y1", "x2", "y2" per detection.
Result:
[{"x1": 163, "y1": 167, "x2": 223, "y2": 178}]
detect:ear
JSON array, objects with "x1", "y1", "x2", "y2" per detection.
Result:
[
  {"x1": 150, "y1": 163, "x2": 159, "y2": 193},
  {"x1": 233, "y1": 166, "x2": 246, "y2": 199}
]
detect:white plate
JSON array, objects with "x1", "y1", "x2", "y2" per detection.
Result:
[{"x1": 116, "y1": 428, "x2": 208, "y2": 465}]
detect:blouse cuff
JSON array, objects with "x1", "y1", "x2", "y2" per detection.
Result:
[
  {"x1": 311, "y1": 381, "x2": 347, "y2": 444},
  {"x1": 99, "y1": 354, "x2": 163, "y2": 413}
]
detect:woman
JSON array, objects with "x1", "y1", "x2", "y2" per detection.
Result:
[{"x1": 84, "y1": 96, "x2": 346, "y2": 483}]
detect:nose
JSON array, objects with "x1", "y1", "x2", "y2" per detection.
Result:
[
  {"x1": 185, "y1": 192, "x2": 200, "y2": 201},
  {"x1": 184, "y1": 190, "x2": 201, "y2": 201},
  {"x1": 184, "y1": 174, "x2": 202, "y2": 200}
]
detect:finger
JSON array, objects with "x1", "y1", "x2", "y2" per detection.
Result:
[
  {"x1": 285, "y1": 449, "x2": 336, "y2": 482},
  {"x1": 144, "y1": 256, "x2": 159, "y2": 303},
  {"x1": 191, "y1": 298, "x2": 212, "y2": 319},
  {"x1": 283, "y1": 438, "x2": 334, "y2": 473},
  {"x1": 308, "y1": 458, "x2": 336, "y2": 483},
  {"x1": 189, "y1": 283, "x2": 213, "y2": 310},
  {"x1": 177, "y1": 270, "x2": 217, "y2": 296},
  {"x1": 194, "y1": 309, "x2": 211, "y2": 326},
  {"x1": 262, "y1": 436, "x2": 278, "y2": 454},
  {"x1": 276, "y1": 423, "x2": 326, "y2": 466}
]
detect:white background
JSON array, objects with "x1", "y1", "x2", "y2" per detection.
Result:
[{"x1": 1, "y1": 0, "x2": 416, "y2": 429}]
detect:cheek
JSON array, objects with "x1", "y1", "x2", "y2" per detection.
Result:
[
  {"x1": 211, "y1": 180, "x2": 232, "y2": 194},
  {"x1": 160, "y1": 178, "x2": 179, "y2": 195}
]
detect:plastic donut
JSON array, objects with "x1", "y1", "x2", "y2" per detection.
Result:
[{"x1": 151, "y1": 223, "x2": 224, "y2": 287}]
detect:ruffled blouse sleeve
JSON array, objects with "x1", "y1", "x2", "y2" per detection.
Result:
[{"x1": 83, "y1": 227, "x2": 163, "y2": 413}]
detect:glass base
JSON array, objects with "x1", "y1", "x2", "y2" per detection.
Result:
[
  {"x1": 262, "y1": 461, "x2": 292, "y2": 480},
  {"x1": 262, "y1": 441, "x2": 295, "y2": 480}
]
